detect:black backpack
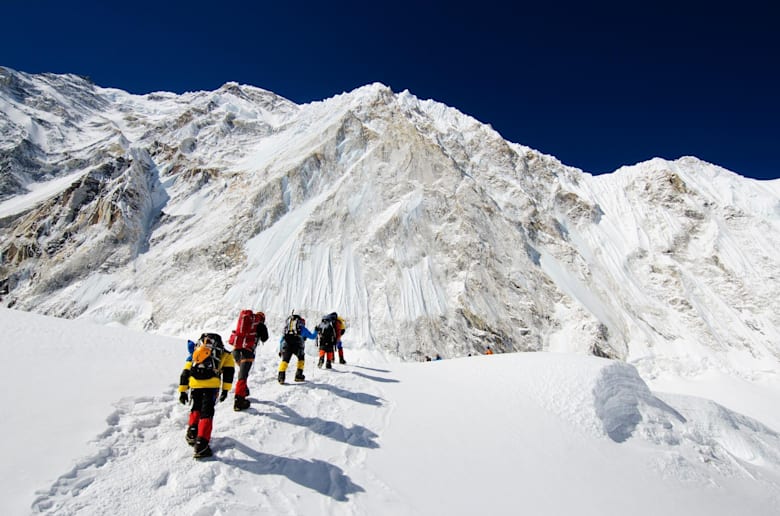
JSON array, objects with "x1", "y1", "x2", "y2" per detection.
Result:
[
  {"x1": 284, "y1": 314, "x2": 304, "y2": 336},
  {"x1": 190, "y1": 333, "x2": 225, "y2": 380},
  {"x1": 282, "y1": 314, "x2": 304, "y2": 347},
  {"x1": 318, "y1": 317, "x2": 337, "y2": 346}
]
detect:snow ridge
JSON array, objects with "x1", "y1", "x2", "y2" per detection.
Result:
[{"x1": 1, "y1": 68, "x2": 779, "y2": 384}]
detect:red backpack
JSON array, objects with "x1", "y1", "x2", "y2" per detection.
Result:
[{"x1": 229, "y1": 309, "x2": 267, "y2": 350}]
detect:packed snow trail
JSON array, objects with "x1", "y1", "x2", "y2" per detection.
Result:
[
  {"x1": 30, "y1": 348, "x2": 780, "y2": 516},
  {"x1": 30, "y1": 347, "x2": 400, "y2": 515}
]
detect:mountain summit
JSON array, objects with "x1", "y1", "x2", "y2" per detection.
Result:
[{"x1": 1, "y1": 67, "x2": 778, "y2": 377}]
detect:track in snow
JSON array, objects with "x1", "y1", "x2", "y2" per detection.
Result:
[{"x1": 31, "y1": 358, "x2": 397, "y2": 516}]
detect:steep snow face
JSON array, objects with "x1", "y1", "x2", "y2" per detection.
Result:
[
  {"x1": 561, "y1": 158, "x2": 780, "y2": 381},
  {"x1": 1, "y1": 69, "x2": 779, "y2": 381}
]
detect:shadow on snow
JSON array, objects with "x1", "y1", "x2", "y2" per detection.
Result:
[
  {"x1": 304, "y1": 380, "x2": 385, "y2": 406},
  {"x1": 349, "y1": 371, "x2": 400, "y2": 384},
  {"x1": 350, "y1": 365, "x2": 391, "y2": 373},
  {"x1": 217, "y1": 437, "x2": 365, "y2": 501},
  {"x1": 254, "y1": 400, "x2": 379, "y2": 448}
]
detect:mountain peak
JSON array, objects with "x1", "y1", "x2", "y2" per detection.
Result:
[{"x1": 0, "y1": 70, "x2": 778, "y2": 382}]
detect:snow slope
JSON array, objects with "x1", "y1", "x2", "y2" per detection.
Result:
[
  {"x1": 3, "y1": 68, "x2": 778, "y2": 380},
  {"x1": 3, "y1": 308, "x2": 780, "y2": 515},
  {"x1": 2, "y1": 68, "x2": 780, "y2": 515}
]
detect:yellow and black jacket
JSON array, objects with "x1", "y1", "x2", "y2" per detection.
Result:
[{"x1": 178, "y1": 346, "x2": 235, "y2": 392}]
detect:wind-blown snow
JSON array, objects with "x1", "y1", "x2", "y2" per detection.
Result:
[{"x1": 3, "y1": 307, "x2": 780, "y2": 515}]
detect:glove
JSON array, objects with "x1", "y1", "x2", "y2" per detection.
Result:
[
  {"x1": 179, "y1": 391, "x2": 188, "y2": 405},
  {"x1": 278, "y1": 351, "x2": 282, "y2": 357},
  {"x1": 219, "y1": 390, "x2": 228, "y2": 402}
]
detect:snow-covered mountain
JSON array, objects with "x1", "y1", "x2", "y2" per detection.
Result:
[
  {"x1": 3, "y1": 66, "x2": 780, "y2": 515},
  {"x1": 1, "y1": 66, "x2": 779, "y2": 381}
]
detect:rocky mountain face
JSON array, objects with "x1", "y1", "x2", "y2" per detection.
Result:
[{"x1": 1, "y1": 66, "x2": 778, "y2": 376}]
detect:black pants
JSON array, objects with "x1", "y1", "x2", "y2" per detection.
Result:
[
  {"x1": 281, "y1": 337, "x2": 304, "y2": 363},
  {"x1": 233, "y1": 348, "x2": 255, "y2": 397},
  {"x1": 190, "y1": 388, "x2": 218, "y2": 419}
]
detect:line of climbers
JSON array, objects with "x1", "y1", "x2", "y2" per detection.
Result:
[{"x1": 176, "y1": 309, "x2": 346, "y2": 459}]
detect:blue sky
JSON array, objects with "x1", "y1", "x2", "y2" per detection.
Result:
[{"x1": 2, "y1": 0, "x2": 777, "y2": 179}]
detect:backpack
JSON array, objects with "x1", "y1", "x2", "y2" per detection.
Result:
[
  {"x1": 282, "y1": 313, "x2": 305, "y2": 348},
  {"x1": 190, "y1": 333, "x2": 225, "y2": 380},
  {"x1": 186, "y1": 339, "x2": 196, "y2": 361},
  {"x1": 318, "y1": 315, "x2": 337, "y2": 346},
  {"x1": 284, "y1": 314, "x2": 304, "y2": 336},
  {"x1": 229, "y1": 309, "x2": 267, "y2": 350},
  {"x1": 335, "y1": 316, "x2": 346, "y2": 338}
]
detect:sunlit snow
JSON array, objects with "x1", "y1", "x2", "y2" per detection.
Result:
[
  {"x1": 2, "y1": 67, "x2": 780, "y2": 515},
  {"x1": 4, "y1": 308, "x2": 780, "y2": 515}
]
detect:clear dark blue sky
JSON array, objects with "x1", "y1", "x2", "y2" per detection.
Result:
[{"x1": 2, "y1": 0, "x2": 777, "y2": 179}]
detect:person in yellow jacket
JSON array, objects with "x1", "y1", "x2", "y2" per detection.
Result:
[
  {"x1": 278, "y1": 313, "x2": 317, "y2": 383},
  {"x1": 178, "y1": 333, "x2": 235, "y2": 458},
  {"x1": 335, "y1": 316, "x2": 347, "y2": 365}
]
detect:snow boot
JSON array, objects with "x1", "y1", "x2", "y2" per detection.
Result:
[
  {"x1": 185, "y1": 425, "x2": 197, "y2": 446},
  {"x1": 294, "y1": 370, "x2": 305, "y2": 382},
  {"x1": 317, "y1": 356, "x2": 324, "y2": 368},
  {"x1": 325, "y1": 360, "x2": 332, "y2": 369},
  {"x1": 339, "y1": 358, "x2": 346, "y2": 365},
  {"x1": 278, "y1": 371, "x2": 286, "y2": 384},
  {"x1": 193, "y1": 437, "x2": 213, "y2": 458},
  {"x1": 234, "y1": 395, "x2": 250, "y2": 411}
]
